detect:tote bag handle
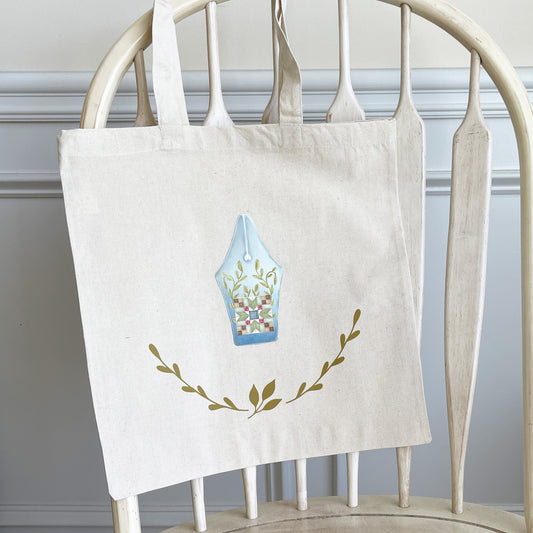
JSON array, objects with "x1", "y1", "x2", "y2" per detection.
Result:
[
  {"x1": 152, "y1": 0, "x2": 303, "y2": 126},
  {"x1": 273, "y1": 0, "x2": 303, "y2": 124}
]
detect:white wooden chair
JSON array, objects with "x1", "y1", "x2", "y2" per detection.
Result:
[{"x1": 79, "y1": 0, "x2": 533, "y2": 531}]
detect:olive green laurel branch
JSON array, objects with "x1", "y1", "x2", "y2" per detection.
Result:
[
  {"x1": 149, "y1": 344, "x2": 247, "y2": 412},
  {"x1": 148, "y1": 308, "x2": 361, "y2": 418},
  {"x1": 286, "y1": 309, "x2": 361, "y2": 404},
  {"x1": 248, "y1": 380, "x2": 282, "y2": 419}
]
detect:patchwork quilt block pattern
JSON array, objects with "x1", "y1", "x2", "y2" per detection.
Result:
[{"x1": 233, "y1": 296, "x2": 275, "y2": 336}]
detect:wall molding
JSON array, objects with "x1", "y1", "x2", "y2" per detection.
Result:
[
  {"x1": 1, "y1": 68, "x2": 529, "y2": 198},
  {"x1": 0, "y1": 501, "x2": 524, "y2": 528},
  {"x1": 0, "y1": 502, "x2": 233, "y2": 528},
  {"x1": 1, "y1": 68, "x2": 532, "y2": 124},
  {"x1": 0, "y1": 169, "x2": 520, "y2": 199}
]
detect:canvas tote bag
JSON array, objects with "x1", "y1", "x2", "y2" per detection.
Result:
[{"x1": 58, "y1": 0, "x2": 431, "y2": 500}]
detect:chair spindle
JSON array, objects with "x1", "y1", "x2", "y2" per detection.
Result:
[
  {"x1": 203, "y1": 1, "x2": 233, "y2": 126},
  {"x1": 326, "y1": 1, "x2": 364, "y2": 507},
  {"x1": 395, "y1": 3, "x2": 425, "y2": 344},
  {"x1": 242, "y1": 466, "x2": 259, "y2": 519},
  {"x1": 445, "y1": 49, "x2": 491, "y2": 515},
  {"x1": 294, "y1": 459, "x2": 308, "y2": 510},
  {"x1": 111, "y1": 495, "x2": 141, "y2": 533},
  {"x1": 396, "y1": 446, "x2": 411, "y2": 508},
  {"x1": 394, "y1": 5, "x2": 426, "y2": 506},
  {"x1": 190, "y1": 477, "x2": 207, "y2": 531},
  {"x1": 133, "y1": 50, "x2": 156, "y2": 127},
  {"x1": 346, "y1": 452, "x2": 359, "y2": 508},
  {"x1": 327, "y1": 0, "x2": 365, "y2": 122}
]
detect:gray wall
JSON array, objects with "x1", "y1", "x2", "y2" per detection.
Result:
[
  {"x1": 2, "y1": 0, "x2": 533, "y2": 71},
  {"x1": 0, "y1": 67, "x2": 527, "y2": 531}
]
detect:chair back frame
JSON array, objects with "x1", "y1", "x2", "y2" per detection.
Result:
[{"x1": 80, "y1": 0, "x2": 533, "y2": 530}]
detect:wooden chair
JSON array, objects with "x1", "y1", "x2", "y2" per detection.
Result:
[{"x1": 79, "y1": 0, "x2": 533, "y2": 531}]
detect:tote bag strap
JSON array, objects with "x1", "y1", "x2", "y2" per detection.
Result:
[
  {"x1": 152, "y1": 0, "x2": 189, "y2": 127},
  {"x1": 152, "y1": 0, "x2": 302, "y2": 126},
  {"x1": 274, "y1": 0, "x2": 303, "y2": 124}
]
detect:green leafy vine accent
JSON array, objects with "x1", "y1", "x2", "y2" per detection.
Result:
[
  {"x1": 221, "y1": 260, "x2": 247, "y2": 304},
  {"x1": 286, "y1": 309, "x2": 361, "y2": 404},
  {"x1": 149, "y1": 344, "x2": 247, "y2": 412},
  {"x1": 252, "y1": 259, "x2": 278, "y2": 300}
]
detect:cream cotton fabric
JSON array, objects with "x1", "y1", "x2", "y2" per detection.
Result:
[{"x1": 58, "y1": 0, "x2": 431, "y2": 500}]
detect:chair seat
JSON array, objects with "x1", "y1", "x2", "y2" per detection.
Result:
[{"x1": 162, "y1": 495, "x2": 525, "y2": 533}]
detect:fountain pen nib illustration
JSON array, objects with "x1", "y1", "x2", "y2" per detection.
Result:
[{"x1": 215, "y1": 214, "x2": 283, "y2": 346}]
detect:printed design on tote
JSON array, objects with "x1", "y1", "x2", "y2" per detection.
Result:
[
  {"x1": 233, "y1": 294, "x2": 275, "y2": 336},
  {"x1": 215, "y1": 215, "x2": 281, "y2": 346},
  {"x1": 222, "y1": 260, "x2": 277, "y2": 339},
  {"x1": 148, "y1": 309, "x2": 361, "y2": 419}
]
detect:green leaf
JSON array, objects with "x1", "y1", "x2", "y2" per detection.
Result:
[
  {"x1": 238, "y1": 312, "x2": 249, "y2": 321},
  {"x1": 353, "y1": 309, "x2": 361, "y2": 326},
  {"x1": 173, "y1": 363, "x2": 181, "y2": 378},
  {"x1": 347, "y1": 330, "x2": 360, "y2": 342},
  {"x1": 297, "y1": 382, "x2": 307, "y2": 397},
  {"x1": 260, "y1": 309, "x2": 272, "y2": 319},
  {"x1": 263, "y1": 398, "x2": 282, "y2": 411},
  {"x1": 262, "y1": 379, "x2": 276, "y2": 401},
  {"x1": 182, "y1": 386, "x2": 195, "y2": 393},
  {"x1": 157, "y1": 365, "x2": 173, "y2": 373},
  {"x1": 223, "y1": 279, "x2": 228, "y2": 290},
  {"x1": 272, "y1": 267, "x2": 277, "y2": 272},
  {"x1": 149, "y1": 344, "x2": 161, "y2": 359},
  {"x1": 340, "y1": 333, "x2": 346, "y2": 348},
  {"x1": 320, "y1": 362, "x2": 329, "y2": 377},
  {"x1": 269, "y1": 285, "x2": 274, "y2": 293},
  {"x1": 250, "y1": 320, "x2": 261, "y2": 332},
  {"x1": 249, "y1": 385, "x2": 259, "y2": 407},
  {"x1": 238, "y1": 261, "x2": 243, "y2": 272},
  {"x1": 309, "y1": 384, "x2": 323, "y2": 392},
  {"x1": 197, "y1": 386, "x2": 207, "y2": 398},
  {"x1": 260, "y1": 268, "x2": 264, "y2": 276},
  {"x1": 255, "y1": 259, "x2": 260, "y2": 271},
  {"x1": 223, "y1": 397, "x2": 237, "y2": 409},
  {"x1": 208, "y1": 404, "x2": 224, "y2": 410},
  {"x1": 254, "y1": 284, "x2": 259, "y2": 293},
  {"x1": 234, "y1": 284, "x2": 242, "y2": 291},
  {"x1": 331, "y1": 356, "x2": 345, "y2": 366}
]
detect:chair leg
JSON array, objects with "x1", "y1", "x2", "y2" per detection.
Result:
[
  {"x1": 111, "y1": 495, "x2": 141, "y2": 533},
  {"x1": 346, "y1": 452, "x2": 359, "y2": 508},
  {"x1": 242, "y1": 466, "x2": 258, "y2": 519},
  {"x1": 294, "y1": 459, "x2": 308, "y2": 511},
  {"x1": 397, "y1": 446, "x2": 411, "y2": 508},
  {"x1": 191, "y1": 478, "x2": 207, "y2": 532}
]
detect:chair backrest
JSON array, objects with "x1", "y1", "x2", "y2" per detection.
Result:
[{"x1": 78, "y1": 0, "x2": 533, "y2": 531}]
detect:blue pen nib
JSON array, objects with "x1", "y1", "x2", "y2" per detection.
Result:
[{"x1": 215, "y1": 214, "x2": 283, "y2": 346}]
